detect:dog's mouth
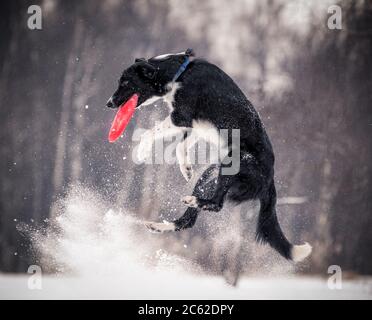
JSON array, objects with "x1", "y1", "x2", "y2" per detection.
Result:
[
  {"x1": 106, "y1": 92, "x2": 140, "y2": 109},
  {"x1": 108, "y1": 93, "x2": 139, "y2": 143},
  {"x1": 120, "y1": 93, "x2": 139, "y2": 109}
]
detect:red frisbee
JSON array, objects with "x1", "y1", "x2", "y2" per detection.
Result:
[{"x1": 108, "y1": 94, "x2": 139, "y2": 143}]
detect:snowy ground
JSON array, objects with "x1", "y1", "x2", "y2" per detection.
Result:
[
  {"x1": 4, "y1": 186, "x2": 371, "y2": 300},
  {"x1": 1, "y1": 274, "x2": 372, "y2": 300}
]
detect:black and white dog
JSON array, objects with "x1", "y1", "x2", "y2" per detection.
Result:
[{"x1": 106, "y1": 49, "x2": 311, "y2": 262}]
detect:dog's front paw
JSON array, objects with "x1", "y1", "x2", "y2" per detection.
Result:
[
  {"x1": 181, "y1": 195, "x2": 198, "y2": 208},
  {"x1": 180, "y1": 164, "x2": 193, "y2": 181},
  {"x1": 144, "y1": 221, "x2": 176, "y2": 233},
  {"x1": 137, "y1": 131, "x2": 154, "y2": 163}
]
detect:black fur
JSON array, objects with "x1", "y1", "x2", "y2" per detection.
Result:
[{"x1": 107, "y1": 50, "x2": 297, "y2": 261}]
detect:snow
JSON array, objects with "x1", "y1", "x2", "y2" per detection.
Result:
[
  {"x1": 0, "y1": 274, "x2": 371, "y2": 300},
  {"x1": 6, "y1": 185, "x2": 371, "y2": 300}
]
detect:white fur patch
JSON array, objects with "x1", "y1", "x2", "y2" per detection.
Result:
[
  {"x1": 152, "y1": 52, "x2": 185, "y2": 60},
  {"x1": 136, "y1": 130, "x2": 154, "y2": 163},
  {"x1": 192, "y1": 119, "x2": 229, "y2": 162},
  {"x1": 139, "y1": 96, "x2": 161, "y2": 108},
  {"x1": 291, "y1": 242, "x2": 312, "y2": 262},
  {"x1": 163, "y1": 82, "x2": 181, "y2": 110},
  {"x1": 192, "y1": 120, "x2": 221, "y2": 146},
  {"x1": 176, "y1": 139, "x2": 194, "y2": 181},
  {"x1": 136, "y1": 82, "x2": 181, "y2": 111},
  {"x1": 144, "y1": 221, "x2": 176, "y2": 233},
  {"x1": 179, "y1": 164, "x2": 193, "y2": 181},
  {"x1": 182, "y1": 195, "x2": 198, "y2": 208}
]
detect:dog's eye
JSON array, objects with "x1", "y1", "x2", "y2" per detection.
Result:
[{"x1": 120, "y1": 80, "x2": 129, "y2": 87}]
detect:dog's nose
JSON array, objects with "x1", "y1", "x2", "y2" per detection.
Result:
[{"x1": 106, "y1": 98, "x2": 116, "y2": 108}]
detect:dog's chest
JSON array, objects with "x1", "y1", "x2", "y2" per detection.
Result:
[
  {"x1": 191, "y1": 119, "x2": 230, "y2": 161},
  {"x1": 192, "y1": 120, "x2": 220, "y2": 145}
]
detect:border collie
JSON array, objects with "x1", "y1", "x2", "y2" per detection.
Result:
[{"x1": 106, "y1": 49, "x2": 312, "y2": 262}]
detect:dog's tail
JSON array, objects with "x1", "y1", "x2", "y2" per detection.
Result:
[{"x1": 256, "y1": 182, "x2": 312, "y2": 262}]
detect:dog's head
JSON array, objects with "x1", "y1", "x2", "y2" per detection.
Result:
[{"x1": 106, "y1": 49, "x2": 194, "y2": 109}]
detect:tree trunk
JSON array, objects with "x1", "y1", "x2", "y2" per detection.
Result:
[{"x1": 52, "y1": 21, "x2": 84, "y2": 196}]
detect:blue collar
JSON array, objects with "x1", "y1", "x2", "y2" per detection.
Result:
[{"x1": 171, "y1": 57, "x2": 190, "y2": 83}]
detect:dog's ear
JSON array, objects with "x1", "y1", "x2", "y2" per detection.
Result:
[
  {"x1": 135, "y1": 58, "x2": 146, "y2": 63},
  {"x1": 136, "y1": 62, "x2": 157, "y2": 80}
]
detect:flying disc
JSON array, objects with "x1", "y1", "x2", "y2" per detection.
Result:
[{"x1": 108, "y1": 94, "x2": 139, "y2": 143}]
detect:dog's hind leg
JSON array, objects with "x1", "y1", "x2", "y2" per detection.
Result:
[
  {"x1": 173, "y1": 207, "x2": 200, "y2": 230},
  {"x1": 144, "y1": 165, "x2": 218, "y2": 233},
  {"x1": 172, "y1": 165, "x2": 221, "y2": 229},
  {"x1": 145, "y1": 207, "x2": 200, "y2": 233},
  {"x1": 172, "y1": 164, "x2": 222, "y2": 230},
  {"x1": 144, "y1": 220, "x2": 177, "y2": 233},
  {"x1": 182, "y1": 160, "x2": 235, "y2": 212}
]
